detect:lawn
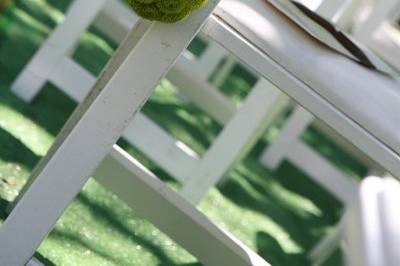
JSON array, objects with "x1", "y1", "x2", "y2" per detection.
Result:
[{"x1": 0, "y1": 1, "x2": 367, "y2": 265}]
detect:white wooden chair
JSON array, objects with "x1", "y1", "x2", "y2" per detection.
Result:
[
  {"x1": 309, "y1": 176, "x2": 400, "y2": 265},
  {"x1": 11, "y1": 0, "x2": 385, "y2": 207},
  {"x1": 3, "y1": 0, "x2": 400, "y2": 264},
  {"x1": 11, "y1": 0, "x2": 287, "y2": 205},
  {"x1": 259, "y1": 0, "x2": 400, "y2": 202},
  {"x1": 261, "y1": 0, "x2": 400, "y2": 204},
  {"x1": 206, "y1": 0, "x2": 400, "y2": 179},
  {"x1": 259, "y1": 0, "x2": 392, "y2": 204},
  {"x1": 206, "y1": 4, "x2": 400, "y2": 265},
  {"x1": 0, "y1": 1, "x2": 272, "y2": 265}
]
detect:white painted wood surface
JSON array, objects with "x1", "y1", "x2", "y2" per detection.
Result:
[
  {"x1": 124, "y1": 113, "x2": 199, "y2": 184},
  {"x1": 181, "y1": 79, "x2": 289, "y2": 204},
  {"x1": 94, "y1": 146, "x2": 270, "y2": 266},
  {"x1": 309, "y1": 218, "x2": 344, "y2": 265},
  {"x1": 258, "y1": 0, "x2": 382, "y2": 201},
  {"x1": 167, "y1": 43, "x2": 237, "y2": 125},
  {"x1": 203, "y1": 13, "x2": 400, "y2": 180},
  {"x1": 310, "y1": 177, "x2": 400, "y2": 266},
  {"x1": 343, "y1": 176, "x2": 400, "y2": 266},
  {"x1": 287, "y1": 141, "x2": 358, "y2": 203},
  {"x1": 38, "y1": 36, "x2": 200, "y2": 185},
  {"x1": 261, "y1": 106, "x2": 313, "y2": 169},
  {"x1": 26, "y1": 257, "x2": 44, "y2": 266},
  {"x1": 0, "y1": 1, "x2": 221, "y2": 262},
  {"x1": 94, "y1": 0, "x2": 240, "y2": 125}
]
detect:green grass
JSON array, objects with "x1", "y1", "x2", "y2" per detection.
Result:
[{"x1": 0, "y1": 1, "x2": 367, "y2": 265}]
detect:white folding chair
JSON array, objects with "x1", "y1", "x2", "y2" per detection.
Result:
[
  {"x1": 258, "y1": 0, "x2": 386, "y2": 204},
  {"x1": 11, "y1": 0, "x2": 287, "y2": 205},
  {"x1": 205, "y1": 4, "x2": 400, "y2": 264},
  {"x1": 0, "y1": 1, "x2": 272, "y2": 265},
  {"x1": 204, "y1": 0, "x2": 400, "y2": 184},
  {"x1": 309, "y1": 176, "x2": 400, "y2": 266},
  {"x1": 3, "y1": 0, "x2": 400, "y2": 264},
  {"x1": 259, "y1": 104, "x2": 388, "y2": 203}
]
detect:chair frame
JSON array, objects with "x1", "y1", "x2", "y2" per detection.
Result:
[
  {"x1": 2, "y1": 2, "x2": 265, "y2": 264},
  {"x1": 259, "y1": 0, "x2": 383, "y2": 203},
  {"x1": 2, "y1": 1, "x2": 400, "y2": 265}
]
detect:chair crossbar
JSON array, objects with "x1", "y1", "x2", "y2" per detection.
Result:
[{"x1": 94, "y1": 145, "x2": 269, "y2": 266}]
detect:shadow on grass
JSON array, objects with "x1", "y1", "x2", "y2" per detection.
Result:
[
  {"x1": 0, "y1": 127, "x2": 40, "y2": 169},
  {"x1": 256, "y1": 231, "x2": 308, "y2": 266},
  {"x1": 50, "y1": 225, "x2": 203, "y2": 266},
  {"x1": 273, "y1": 161, "x2": 342, "y2": 223},
  {"x1": 75, "y1": 192, "x2": 180, "y2": 265},
  {"x1": 143, "y1": 100, "x2": 221, "y2": 155},
  {"x1": 0, "y1": 86, "x2": 76, "y2": 138},
  {"x1": 34, "y1": 252, "x2": 56, "y2": 266},
  {"x1": 49, "y1": 229, "x2": 135, "y2": 266},
  {"x1": 220, "y1": 176, "x2": 317, "y2": 250},
  {"x1": 218, "y1": 155, "x2": 343, "y2": 256}
]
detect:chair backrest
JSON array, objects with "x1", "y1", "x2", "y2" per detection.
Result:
[
  {"x1": 344, "y1": 177, "x2": 400, "y2": 266},
  {"x1": 309, "y1": 176, "x2": 400, "y2": 265}
]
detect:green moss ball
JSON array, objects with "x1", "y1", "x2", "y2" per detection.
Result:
[{"x1": 127, "y1": 0, "x2": 208, "y2": 23}]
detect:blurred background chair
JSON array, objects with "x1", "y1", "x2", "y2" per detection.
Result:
[
  {"x1": 309, "y1": 176, "x2": 400, "y2": 266},
  {"x1": 11, "y1": 0, "x2": 392, "y2": 206}
]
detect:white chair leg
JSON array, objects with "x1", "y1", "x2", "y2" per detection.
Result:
[
  {"x1": 309, "y1": 219, "x2": 345, "y2": 265},
  {"x1": 193, "y1": 40, "x2": 227, "y2": 81},
  {"x1": 11, "y1": 0, "x2": 107, "y2": 102},
  {"x1": 212, "y1": 54, "x2": 237, "y2": 87},
  {"x1": 168, "y1": 61, "x2": 237, "y2": 125},
  {"x1": 180, "y1": 79, "x2": 288, "y2": 204},
  {"x1": 343, "y1": 177, "x2": 400, "y2": 266},
  {"x1": 261, "y1": 106, "x2": 313, "y2": 169},
  {"x1": 0, "y1": 1, "x2": 220, "y2": 262}
]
